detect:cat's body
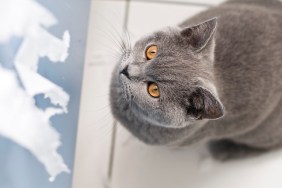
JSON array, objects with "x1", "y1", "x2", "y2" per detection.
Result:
[{"x1": 110, "y1": 0, "x2": 282, "y2": 160}]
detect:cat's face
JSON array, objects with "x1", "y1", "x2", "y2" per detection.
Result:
[{"x1": 110, "y1": 18, "x2": 224, "y2": 131}]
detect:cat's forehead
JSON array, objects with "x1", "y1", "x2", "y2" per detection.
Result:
[{"x1": 134, "y1": 27, "x2": 180, "y2": 48}]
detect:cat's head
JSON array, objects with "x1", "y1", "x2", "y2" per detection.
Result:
[{"x1": 110, "y1": 18, "x2": 224, "y2": 131}]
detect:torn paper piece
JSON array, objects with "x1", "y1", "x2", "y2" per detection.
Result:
[
  {"x1": 14, "y1": 26, "x2": 70, "y2": 112},
  {"x1": 15, "y1": 63, "x2": 69, "y2": 112},
  {"x1": 15, "y1": 29, "x2": 70, "y2": 71},
  {"x1": 0, "y1": 66, "x2": 70, "y2": 180},
  {"x1": 0, "y1": 0, "x2": 57, "y2": 42},
  {"x1": 0, "y1": 0, "x2": 71, "y2": 180}
]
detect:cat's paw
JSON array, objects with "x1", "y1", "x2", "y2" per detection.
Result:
[{"x1": 208, "y1": 139, "x2": 267, "y2": 161}]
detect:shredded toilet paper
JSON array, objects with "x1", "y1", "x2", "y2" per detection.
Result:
[
  {"x1": 0, "y1": 0, "x2": 71, "y2": 181},
  {"x1": 0, "y1": 67, "x2": 70, "y2": 180}
]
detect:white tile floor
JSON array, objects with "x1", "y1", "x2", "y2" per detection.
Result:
[
  {"x1": 72, "y1": 2, "x2": 126, "y2": 188},
  {"x1": 73, "y1": 1, "x2": 282, "y2": 188}
]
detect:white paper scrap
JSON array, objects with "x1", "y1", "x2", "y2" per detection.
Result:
[
  {"x1": 0, "y1": 67, "x2": 70, "y2": 179},
  {"x1": 15, "y1": 63, "x2": 69, "y2": 113},
  {"x1": 0, "y1": 0, "x2": 72, "y2": 181},
  {"x1": 15, "y1": 29, "x2": 70, "y2": 71},
  {"x1": 0, "y1": 0, "x2": 56, "y2": 42},
  {"x1": 15, "y1": 27, "x2": 70, "y2": 112}
]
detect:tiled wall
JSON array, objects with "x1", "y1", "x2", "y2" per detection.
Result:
[{"x1": 73, "y1": 1, "x2": 282, "y2": 188}]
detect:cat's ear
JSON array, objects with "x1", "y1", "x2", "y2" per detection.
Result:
[
  {"x1": 187, "y1": 86, "x2": 224, "y2": 120},
  {"x1": 180, "y1": 18, "x2": 217, "y2": 51}
]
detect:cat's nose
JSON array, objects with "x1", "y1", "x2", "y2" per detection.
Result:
[{"x1": 120, "y1": 65, "x2": 130, "y2": 79}]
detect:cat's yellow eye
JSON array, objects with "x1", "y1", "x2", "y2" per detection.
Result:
[
  {"x1": 148, "y1": 82, "x2": 160, "y2": 98},
  {"x1": 145, "y1": 45, "x2": 157, "y2": 60}
]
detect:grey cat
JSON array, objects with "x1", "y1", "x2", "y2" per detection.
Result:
[{"x1": 110, "y1": 0, "x2": 282, "y2": 160}]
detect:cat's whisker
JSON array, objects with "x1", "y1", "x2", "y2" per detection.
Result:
[
  {"x1": 94, "y1": 21, "x2": 127, "y2": 53},
  {"x1": 123, "y1": 27, "x2": 132, "y2": 52},
  {"x1": 92, "y1": 93, "x2": 110, "y2": 98},
  {"x1": 87, "y1": 104, "x2": 111, "y2": 113},
  {"x1": 94, "y1": 112, "x2": 113, "y2": 128},
  {"x1": 103, "y1": 24, "x2": 130, "y2": 54},
  {"x1": 96, "y1": 29, "x2": 126, "y2": 55},
  {"x1": 127, "y1": 30, "x2": 132, "y2": 50},
  {"x1": 93, "y1": 127, "x2": 113, "y2": 143},
  {"x1": 93, "y1": 10, "x2": 127, "y2": 49},
  {"x1": 99, "y1": 42, "x2": 123, "y2": 57},
  {"x1": 94, "y1": 124, "x2": 115, "y2": 142},
  {"x1": 96, "y1": 121, "x2": 114, "y2": 140},
  {"x1": 98, "y1": 22, "x2": 132, "y2": 57}
]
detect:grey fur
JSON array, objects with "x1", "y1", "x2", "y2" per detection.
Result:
[{"x1": 110, "y1": 0, "x2": 282, "y2": 160}]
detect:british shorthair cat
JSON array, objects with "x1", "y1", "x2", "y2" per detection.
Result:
[{"x1": 110, "y1": 0, "x2": 282, "y2": 160}]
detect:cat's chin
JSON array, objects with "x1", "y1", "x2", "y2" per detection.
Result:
[
  {"x1": 127, "y1": 102, "x2": 191, "y2": 129},
  {"x1": 148, "y1": 123, "x2": 191, "y2": 129},
  {"x1": 149, "y1": 120, "x2": 194, "y2": 129}
]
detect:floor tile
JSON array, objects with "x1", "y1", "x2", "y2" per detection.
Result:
[
  {"x1": 131, "y1": 0, "x2": 226, "y2": 6},
  {"x1": 113, "y1": 125, "x2": 282, "y2": 188},
  {"x1": 72, "y1": 1, "x2": 126, "y2": 188},
  {"x1": 127, "y1": 1, "x2": 207, "y2": 44}
]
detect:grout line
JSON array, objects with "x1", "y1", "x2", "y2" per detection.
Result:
[
  {"x1": 106, "y1": 1, "x2": 131, "y2": 186},
  {"x1": 107, "y1": 120, "x2": 117, "y2": 183},
  {"x1": 129, "y1": 0, "x2": 212, "y2": 7},
  {"x1": 92, "y1": 0, "x2": 213, "y2": 7},
  {"x1": 123, "y1": 0, "x2": 131, "y2": 29}
]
